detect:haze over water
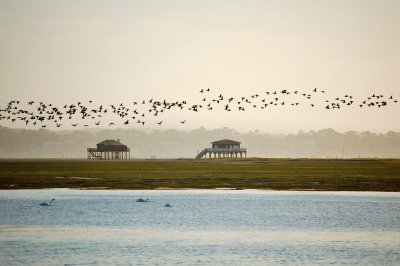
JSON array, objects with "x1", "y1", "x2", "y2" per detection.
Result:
[{"x1": 1, "y1": 189, "x2": 399, "y2": 265}]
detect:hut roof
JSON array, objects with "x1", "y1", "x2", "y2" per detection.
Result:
[
  {"x1": 96, "y1": 139, "x2": 128, "y2": 152},
  {"x1": 211, "y1": 139, "x2": 241, "y2": 145},
  {"x1": 97, "y1": 139, "x2": 125, "y2": 146}
]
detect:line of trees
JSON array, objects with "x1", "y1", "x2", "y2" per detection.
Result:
[{"x1": 0, "y1": 126, "x2": 399, "y2": 158}]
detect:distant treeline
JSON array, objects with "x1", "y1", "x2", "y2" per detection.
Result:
[{"x1": 0, "y1": 126, "x2": 399, "y2": 158}]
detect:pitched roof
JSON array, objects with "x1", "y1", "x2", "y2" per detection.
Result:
[
  {"x1": 97, "y1": 139, "x2": 126, "y2": 146},
  {"x1": 211, "y1": 139, "x2": 241, "y2": 145}
]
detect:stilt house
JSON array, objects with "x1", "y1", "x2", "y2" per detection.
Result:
[
  {"x1": 196, "y1": 139, "x2": 247, "y2": 159},
  {"x1": 87, "y1": 139, "x2": 130, "y2": 160}
]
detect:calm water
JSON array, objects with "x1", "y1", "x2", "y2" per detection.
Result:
[{"x1": 0, "y1": 189, "x2": 399, "y2": 265}]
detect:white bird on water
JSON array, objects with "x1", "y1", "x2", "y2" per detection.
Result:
[{"x1": 40, "y1": 199, "x2": 55, "y2": 206}]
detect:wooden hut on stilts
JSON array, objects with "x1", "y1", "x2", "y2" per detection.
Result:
[
  {"x1": 195, "y1": 139, "x2": 247, "y2": 159},
  {"x1": 87, "y1": 139, "x2": 130, "y2": 160}
]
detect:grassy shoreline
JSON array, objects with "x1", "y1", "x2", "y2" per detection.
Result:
[{"x1": 0, "y1": 158, "x2": 399, "y2": 191}]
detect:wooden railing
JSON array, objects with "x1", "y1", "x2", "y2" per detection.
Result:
[
  {"x1": 204, "y1": 148, "x2": 247, "y2": 152},
  {"x1": 87, "y1": 148, "x2": 130, "y2": 152},
  {"x1": 195, "y1": 148, "x2": 208, "y2": 159}
]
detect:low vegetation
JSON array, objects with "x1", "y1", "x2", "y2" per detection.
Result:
[{"x1": 0, "y1": 158, "x2": 399, "y2": 191}]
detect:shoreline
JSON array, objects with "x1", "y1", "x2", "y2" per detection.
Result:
[
  {"x1": 1, "y1": 158, "x2": 399, "y2": 192},
  {"x1": 1, "y1": 187, "x2": 399, "y2": 196}
]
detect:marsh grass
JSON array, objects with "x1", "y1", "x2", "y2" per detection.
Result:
[{"x1": 0, "y1": 158, "x2": 399, "y2": 191}]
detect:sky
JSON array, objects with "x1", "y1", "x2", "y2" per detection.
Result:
[{"x1": 0, "y1": 0, "x2": 399, "y2": 133}]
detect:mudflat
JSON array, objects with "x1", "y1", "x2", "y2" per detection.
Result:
[{"x1": 0, "y1": 158, "x2": 399, "y2": 191}]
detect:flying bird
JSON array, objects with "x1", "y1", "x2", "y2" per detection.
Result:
[{"x1": 1, "y1": 88, "x2": 398, "y2": 130}]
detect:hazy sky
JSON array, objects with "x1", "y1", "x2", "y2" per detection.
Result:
[{"x1": 0, "y1": 0, "x2": 399, "y2": 133}]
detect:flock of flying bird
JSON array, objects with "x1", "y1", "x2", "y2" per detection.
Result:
[{"x1": 0, "y1": 88, "x2": 398, "y2": 129}]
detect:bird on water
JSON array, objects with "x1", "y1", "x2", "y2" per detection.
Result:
[
  {"x1": 40, "y1": 199, "x2": 55, "y2": 206},
  {"x1": 136, "y1": 198, "x2": 149, "y2": 202}
]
